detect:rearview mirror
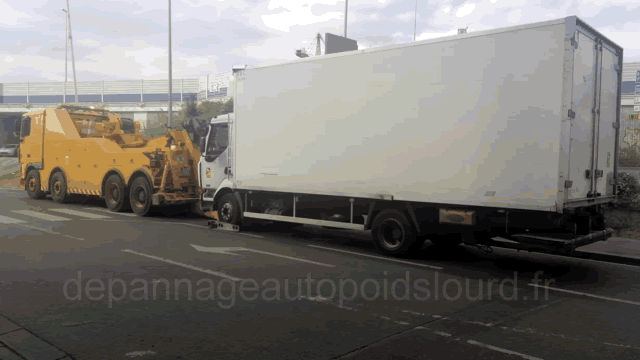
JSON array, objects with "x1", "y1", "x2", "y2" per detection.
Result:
[{"x1": 199, "y1": 138, "x2": 206, "y2": 153}]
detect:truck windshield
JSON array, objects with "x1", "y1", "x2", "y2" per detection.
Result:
[{"x1": 206, "y1": 124, "x2": 228, "y2": 156}]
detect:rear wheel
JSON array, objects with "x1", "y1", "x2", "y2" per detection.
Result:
[
  {"x1": 105, "y1": 174, "x2": 129, "y2": 212},
  {"x1": 129, "y1": 176, "x2": 152, "y2": 216},
  {"x1": 218, "y1": 193, "x2": 241, "y2": 225},
  {"x1": 372, "y1": 209, "x2": 423, "y2": 256},
  {"x1": 25, "y1": 169, "x2": 45, "y2": 199},
  {"x1": 50, "y1": 172, "x2": 68, "y2": 204}
]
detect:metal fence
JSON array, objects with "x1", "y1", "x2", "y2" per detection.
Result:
[{"x1": 0, "y1": 74, "x2": 232, "y2": 104}]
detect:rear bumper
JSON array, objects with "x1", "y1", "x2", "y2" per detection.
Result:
[
  {"x1": 508, "y1": 228, "x2": 613, "y2": 253},
  {"x1": 152, "y1": 192, "x2": 200, "y2": 206}
]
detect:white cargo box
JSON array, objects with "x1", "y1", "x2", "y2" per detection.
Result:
[{"x1": 231, "y1": 16, "x2": 622, "y2": 213}]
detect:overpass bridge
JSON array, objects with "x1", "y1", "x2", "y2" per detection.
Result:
[{"x1": 0, "y1": 72, "x2": 233, "y2": 130}]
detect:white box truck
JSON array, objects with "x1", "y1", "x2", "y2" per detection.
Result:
[{"x1": 198, "y1": 16, "x2": 621, "y2": 256}]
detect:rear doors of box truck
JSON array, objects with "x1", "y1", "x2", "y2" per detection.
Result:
[{"x1": 566, "y1": 18, "x2": 621, "y2": 204}]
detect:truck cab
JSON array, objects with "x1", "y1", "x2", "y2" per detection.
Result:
[{"x1": 199, "y1": 114, "x2": 233, "y2": 204}]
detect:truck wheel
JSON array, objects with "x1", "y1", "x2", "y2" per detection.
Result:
[
  {"x1": 105, "y1": 175, "x2": 129, "y2": 212},
  {"x1": 429, "y1": 235, "x2": 462, "y2": 248},
  {"x1": 371, "y1": 209, "x2": 422, "y2": 256},
  {"x1": 129, "y1": 177, "x2": 152, "y2": 216},
  {"x1": 50, "y1": 172, "x2": 68, "y2": 204},
  {"x1": 25, "y1": 169, "x2": 45, "y2": 200},
  {"x1": 218, "y1": 193, "x2": 240, "y2": 225}
]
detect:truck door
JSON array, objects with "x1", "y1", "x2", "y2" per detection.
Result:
[
  {"x1": 200, "y1": 122, "x2": 229, "y2": 192},
  {"x1": 19, "y1": 114, "x2": 44, "y2": 167},
  {"x1": 593, "y1": 43, "x2": 620, "y2": 197},
  {"x1": 568, "y1": 29, "x2": 601, "y2": 201}
]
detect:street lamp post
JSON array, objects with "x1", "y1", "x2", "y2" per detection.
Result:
[
  {"x1": 168, "y1": 0, "x2": 172, "y2": 129},
  {"x1": 62, "y1": 9, "x2": 68, "y2": 103},
  {"x1": 344, "y1": 0, "x2": 348, "y2": 38},
  {"x1": 414, "y1": 0, "x2": 418, "y2": 41},
  {"x1": 65, "y1": 0, "x2": 78, "y2": 104}
]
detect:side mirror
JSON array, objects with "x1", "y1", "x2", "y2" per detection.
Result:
[{"x1": 199, "y1": 138, "x2": 206, "y2": 153}]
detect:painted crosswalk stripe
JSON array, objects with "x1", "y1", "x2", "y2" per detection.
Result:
[
  {"x1": 0, "y1": 215, "x2": 25, "y2": 224},
  {"x1": 12, "y1": 210, "x2": 72, "y2": 222},
  {"x1": 49, "y1": 208, "x2": 111, "y2": 219}
]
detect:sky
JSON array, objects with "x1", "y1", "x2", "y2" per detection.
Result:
[{"x1": 1, "y1": 0, "x2": 640, "y2": 83}]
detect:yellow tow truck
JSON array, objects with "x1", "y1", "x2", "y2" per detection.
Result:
[{"x1": 16, "y1": 104, "x2": 202, "y2": 216}]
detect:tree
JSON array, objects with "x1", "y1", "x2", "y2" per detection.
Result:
[{"x1": 144, "y1": 97, "x2": 233, "y2": 138}]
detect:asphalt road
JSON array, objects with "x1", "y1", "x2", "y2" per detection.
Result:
[{"x1": 1, "y1": 186, "x2": 640, "y2": 360}]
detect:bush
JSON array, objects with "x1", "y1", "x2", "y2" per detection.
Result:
[{"x1": 615, "y1": 172, "x2": 640, "y2": 209}]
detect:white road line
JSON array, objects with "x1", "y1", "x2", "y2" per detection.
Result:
[
  {"x1": 240, "y1": 248, "x2": 336, "y2": 267},
  {"x1": 0, "y1": 215, "x2": 25, "y2": 224},
  {"x1": 236, "y1": 232, "x2": 264, "y2": 238},
  {"x1": 12, "y1": 210, "x2": 71, "y2": 222},
  {"x1": 467, "y1": 340, "x2": 543, "y2": 360},
  {"x1": 49, "y1": 208, "x2": 111, "y2": 219},
  {"x1": 91, "y1": 208, "x2": 140, "y2": 217},
  {"x1": 528, "y1": 284, "x2": 640, "y2": 306},
  {"x1": 500, "y1": 247, "x2": 640, "y2": 269},
  {"x1": 12, "y1": 223, "x2": 85, "y2": 241},
  {"x1": 121, "y1": 249, "x2": 243, "y2": 282},
  {"x1": 308, "y1": 245, "x2": 444, "y2": 270}
]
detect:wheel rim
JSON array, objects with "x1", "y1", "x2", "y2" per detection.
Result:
[
  {"x1": 53, "y1": 180, "x2": 62, "y2": 196},
  {"x1": 132, "y1": 186, "x2": 147, "y2": 208},
  {"x1": 379, "y1": 219, "x2": 404, "y2": 250},
  {"x1": 107, "y1": 183, "x2": 120, "y2": 205},
  {"x1": 221, "y1": 202, "x2": 233, "y2": 222},
  {"x1": 28, "y1": 177, "x2": 37, "y2": 192}
]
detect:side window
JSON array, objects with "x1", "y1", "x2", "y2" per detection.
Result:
[
  {"x1": 20, "y1": 117, "x2": 31, "y2": 138},
  {"x1": 205, "y1": 124, "x2": 229, "y2": 157}
]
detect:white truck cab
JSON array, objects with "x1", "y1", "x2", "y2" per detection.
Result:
[{"x1": 199, "y1": 113, "x2": 233, "y2": 205}]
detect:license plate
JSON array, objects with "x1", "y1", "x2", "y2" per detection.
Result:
[{"x1": 181, "y1": 167, "x2": 191, "y2": 177}]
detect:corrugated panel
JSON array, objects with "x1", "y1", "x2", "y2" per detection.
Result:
[
  {"x1": 63, "y1": 81, "x2": 103, "y2": 95},
  {"x1": 104, "y1": 80, "x2": 142, "y2": 95},
  {"x1": 28, "y1": 82, "x2": 64, "y2": 95},
  {"x1": 623, "y1": 62, "x2": 640, "y2": 81},
  {"x1": 1, "y1": 83, "x2": 28, "y2": 96}
]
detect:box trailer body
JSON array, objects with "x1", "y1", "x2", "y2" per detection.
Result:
[{"x1": 199, "y1": 16, "x2": 620, "y2": 255}]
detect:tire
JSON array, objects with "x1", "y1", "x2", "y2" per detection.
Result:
[
  {"x1": 50, "y1": 172, "x2": 69, "y2": 204},
  {"x1": 105, "y1": 174, "x2": 129, "y2": 212},
  {"x1": 371, "y1": 209, "x2": 422, "y2": 256},
  {"x1": 429, "y1": 234, "x2": 462, "y2": 248},
  {"x1": 218, "y1": 193, "x2": 241, "y2": 225},
  {"x1": 129, "y1": 176, "x2": 152, "y2": 216},
  {"x1": 25, "y1": 169, "x2": 46, "y2": 200}
]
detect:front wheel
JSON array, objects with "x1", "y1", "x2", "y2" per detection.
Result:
[
  {"x1": 218, "y1": 193, "x2": 241, "y2": 225},
  {"x1": 371, "y1": 209, "x2": 423, "y2": 256},
  {"x1": 25, "y1": 169, "x2": 46, "y2": 199},
  {"x1": 129, "y1": 177, "x2": 152, "y2": 216},
  {"x1": 50, "y1": 172, "x2": 68, "y2": 204}
]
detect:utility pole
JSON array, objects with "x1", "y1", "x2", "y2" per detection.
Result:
[
  {"x1": 62, "y1": 8, "x2": 68, "y2": 103},
  {"x1": 414, "y1": 0, "x2": 418, "y2": 41},
  {"x1": 344, "y1": 0, "x2": 348, "y2": 38},
  {"x1": 168, "y1": 0, "x2": 172, "y2": 129},
  {"x1": 65, "y1": 0, "x2": 78, "y2": 104}
]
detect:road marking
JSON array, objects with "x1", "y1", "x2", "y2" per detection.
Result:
[
  {"x1": 12, "y1": 223, "x2": 85, "y2": 241},
  {"x1": 191, "y1": 244, "x2": 336, "y2": 268},
  {"x1": 121, "y1": 249, "x2": 243, "y2": 281},
  {"x1": 179, "y1": 223, "x2": 264, "y2": 238},
  {"x1": 91, "y1": 208, "x2": 140, "y2": 217},
  {"x1": 308, "y1": 245, "x2": 444, "y2": 270},
  {"x1": 0, "y1": 215, "x2": 25, "y2": 224},
  {"x1": 467, "y1": 340, "x2": 543, "y2": 360},
  {"x1": 528, "y1": 284, "x2": 640, "y2": 306},
  {"x1": 49, "y1": 208, "x2": 111, "y2": 219},
  {"x1": 126, "y1": 350, "x2": 157, "y2": 358},
  {"x1": 12, "y1": 210, "x2": 71, "y2": 222}
]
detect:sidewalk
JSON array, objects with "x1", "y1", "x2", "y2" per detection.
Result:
[{"x1": 0, "y1": 315, "x2": 72, "y2": 360}]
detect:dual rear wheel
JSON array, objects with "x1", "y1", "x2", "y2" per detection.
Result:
[{"x1": 104, "y1": 175, "x2": 152, "y2": 216}]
